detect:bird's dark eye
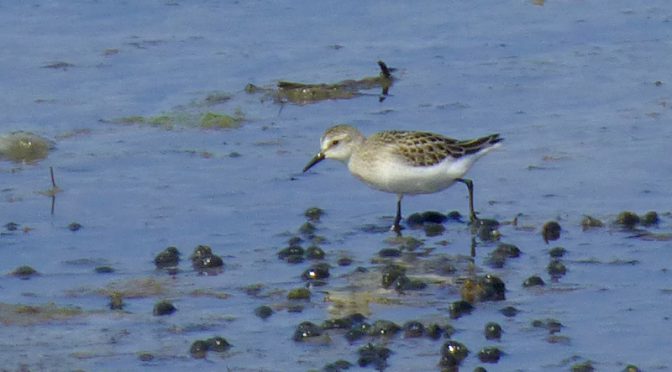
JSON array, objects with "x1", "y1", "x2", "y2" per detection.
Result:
[{"x1": 331, "y1": 140, "x2": 340, "y2": 146}]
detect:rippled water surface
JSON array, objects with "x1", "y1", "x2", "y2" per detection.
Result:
[{"x1": 1, "y1": 1, "x2": 672, "y2": 371}]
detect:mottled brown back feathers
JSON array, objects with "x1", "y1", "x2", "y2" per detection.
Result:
[{"x1": 370, "y1": 131, "x2": 502, "y2": 167}]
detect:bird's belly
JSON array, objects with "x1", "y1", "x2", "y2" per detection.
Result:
[{"x1": 350, "y1": 158, "x2": 465, "y2": 195}]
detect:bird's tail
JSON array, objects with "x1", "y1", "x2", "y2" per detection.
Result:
[{"x1": 458, "y1": 134, "x2": 502, "y2": 156}]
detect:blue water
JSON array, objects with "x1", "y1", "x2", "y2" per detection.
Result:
[{"x1": 1, "y1": 1, "x2": 671, "y2": 371}]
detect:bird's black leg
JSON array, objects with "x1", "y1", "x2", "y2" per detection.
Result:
[
  {"x1": 456, "y1": 178, "x2": 479, "y2": 224},
  {"x1": 392, "y1": 194, "x2": 403, "y2": 234}
]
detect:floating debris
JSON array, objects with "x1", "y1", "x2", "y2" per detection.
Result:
[{"x1": 247, "y1": 61, "x2": 395, "y2": 105}]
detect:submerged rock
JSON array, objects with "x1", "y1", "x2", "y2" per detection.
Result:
[
  {"x1": 154, "y1": 246, "x2": 181, "y2": 269},
  {"x1": 11, "y1": 265, "x2": 38, "y2": 279},
  {"x1": 484, "y1": 322, "x2": 503, "y2": 340},
  {"x1": 449, "y1": 300, "x2": 474, "y2": 319},
  {"x1": 474, "y1": 218, "x2": 501, "y2": 241},
  {"x1": 0, "y1": 131, "x2": 54, "y2": 163},
  {"x1": 153, "y1": 300, "x2": 177, "y2": 316},
  {"x1": 304, "y1": 207, "x2": 324, "y2": 222},
  {"x1": 532, "y1": 318, "x2": 563, "y2": 334},
  {"x1": 547, "y1": 259, "x2": 567, "y2": 278},
  {"x1": 500, "y1": 306, "x2": 520, "y2": 317},
  {"x1": 523, "y1": 275, "x2": 546, "y2": 287},
  {"x1": 615, "y1": 211, "x2": 640, "y2": 229},
  {"x1": 301, "y1": 263, "x2": 330, "y2": 281},
  {"x1": 357, "y1": 343, "x2": 392, "y2": 369},
  {"x1": 206, "y1": 336, "x2": 232, "y2": 352},
  {"x1": 407, "y1": 210, "x2": 448, "y2": 228},
  {"x1": 190, "y1": 245, "x2": 223, "y2": 271},
  {"x1": 323, "y1": 360, "x2": 353, "y2": 372},
  {"x1": 461, "y1": 274, "x2": 506, "y2": 303},
  {"x1": 381, "y1": 264, "x2": 406, "y2": 289},
  {"x1": 487, "y1": 243, "x2": 522, "y2": 268},
  {"x1": 641, "y1": 211, "x2": 659, "y2": 226},
  {"x1": 68, "y1": 222, "x2": 83, "y2": 232},
  {"x1": 571, "y1": 361, "x2": 595, "y2": 372},
  {"x1": 369, "y1": 320, "x2": 401, "y2": 337},
  {"x1": 293, "y1": 321, "x2": 322, "y2": 341},
  {"x1": 440, "y1": 340, "x2": 469, "y2": 368},
  {"x1": 305, "y1": 245, "x2": 325, "y2": 260},
  {"x1": 95, "y1": 266, "x2": 115, "y2": 274},
  {"x1": 189, "y1": 340, "x2": 209, "y2": 359},
  {"x1": 403, "y1": 321, "x2": 425, "y2": 338},
  {"x1": 254, "y1": 305, "x2": 274, "y2": 319},
  {"x1": 548, "y1": 246, "x2": 567, "y2": 258},
  {"x1": 478, "y1": 347, "x2": 502, "y2": 363},
  {"x1": 542, "y1": 221, "x2": 562, "y2": 243},
  {"x1": 581, "y1": 215, "x2": 604, "y2": 230}
]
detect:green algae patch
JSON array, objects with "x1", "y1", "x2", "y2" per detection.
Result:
[
  {"x1": 0, "y1": 302, "x2": 84, "y2": 325},
  {"x1": 0, "y1": 132, "x2": 54, "y2": 163},
  {"x1": 109, "y1": 110, "x2": 245, "y2": 130},
  {"x1": 200, "y1": 111, "x2": 244, "y2": 129},
  {"x1": 101, "y1": 278, "x2": 169, "y2": 298}
]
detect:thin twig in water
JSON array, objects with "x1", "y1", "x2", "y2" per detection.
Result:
[{"x1": 50, "y1": 166, "x2": 57, "y2": 188}]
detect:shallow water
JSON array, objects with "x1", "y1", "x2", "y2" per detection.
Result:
[{"x1": 1, "y1": 1, "x2": 672, "y2": 371}]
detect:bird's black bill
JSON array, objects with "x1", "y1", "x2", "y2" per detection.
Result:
[{"x1": 302, "y1": 152, "x2": 325, "y2": 173}]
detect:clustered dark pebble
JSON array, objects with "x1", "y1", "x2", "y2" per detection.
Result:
[
  {"x1": 152, "y1": 244, "x2": 224, "y2": 272},
  {"x1": 190, "y1": 245, "x2": 224, "y2": 271},
  {"x1": 189, "y1": 336, "x2": 232, "y2": 359}
]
